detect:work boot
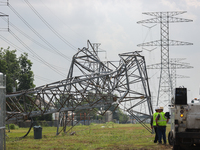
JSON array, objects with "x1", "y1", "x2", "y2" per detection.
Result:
[{"x1": 157, "y1": 142, "x2": 162, "y2": 145}]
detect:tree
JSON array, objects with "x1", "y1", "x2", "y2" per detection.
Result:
[
  {"x1": 118, "y1": 109, "x2": 129, "y2": 123},
  {"x1": 18, "y1": 53, "x2": 34, "y2": 91},
  {"x1": 0, "y1": 47, "x2": 35, "y2": 93}
]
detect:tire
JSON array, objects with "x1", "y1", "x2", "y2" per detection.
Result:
[
  {"x1": 173, "y1": 144, "x2": 185, "y2": 150},
  {"x1": 168, "y1": 131, "x2": 174, "y2": 146},
  {"x1": 173, "y1": 144, "x2": 181, "y2": 150}
]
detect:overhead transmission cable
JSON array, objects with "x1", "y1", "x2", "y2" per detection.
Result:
[
  {"x1": 8, "y1": 3, "x2": 71, "y2": 62},
  {"x1": 35, "y1": 75, "x2": 54, "y2": 82},
  {"x1": 24, "y1": 0, "x2": 78, "y2": 52},
  {"x1": 0, "y1": 34, "x2": 67, "y2": 82},
  {"x1": 0, "y1": 33, "x2": 68, "y2": 72},
  {"x1": 39, "y1": 0, "x2": 87, "y2": 41},
  {"x1": 2, "y1": 17, "x2": 68, "y2": 58},
  {"x1": 9, "y1": 29, "x2": 66, "y2": 77}
]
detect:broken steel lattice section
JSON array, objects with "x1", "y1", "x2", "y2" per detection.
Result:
[{"x1": 6, "y1": 40, "x2": 153, "y2": 133}]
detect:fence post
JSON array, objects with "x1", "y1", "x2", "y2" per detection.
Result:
[{"x1": 0, "y1": 72, "x2": 6, "y2": 150}]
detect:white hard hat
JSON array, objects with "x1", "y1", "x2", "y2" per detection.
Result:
[
  {"x1": 160, "y1": 106, "x2": 164, "y2": 110},
  {"x1": 155, "y1": 106, "x2": 160, "y2": 110}
]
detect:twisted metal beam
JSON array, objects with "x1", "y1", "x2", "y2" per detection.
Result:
[{"x1": 6, "y1": 40, "x2": 153, "y2": 133}]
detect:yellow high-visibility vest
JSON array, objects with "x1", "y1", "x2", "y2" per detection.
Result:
[
  {"x1": 153, "y1": 112, "x2": 159, "y2": 126},
  {"x1": 157, "y1": 112, "x2": 167, "y2": 126}
]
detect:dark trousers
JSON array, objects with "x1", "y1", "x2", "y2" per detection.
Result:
[
  {"x1": 153, "y1": 126, "x2": 158, "y2": 143},
  {"x1": 157, "y1": 126, "x2": 166, "y2": 144}
]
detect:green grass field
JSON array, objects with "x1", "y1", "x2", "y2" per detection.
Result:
[{"x1": 6, "y1": 123, "x2": 173, "y2": 150}]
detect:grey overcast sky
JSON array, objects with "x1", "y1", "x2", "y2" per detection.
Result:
[{"x1": 0, "y1": 0, "x2": 200, "y2": 104}]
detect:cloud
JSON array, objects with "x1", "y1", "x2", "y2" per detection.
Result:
[
  {"x1": 161, "y1": 0, "x2": 178, "y2": 10},
  {"x1": 184, "y1": 0, "x2": 200, "y2": 8}
]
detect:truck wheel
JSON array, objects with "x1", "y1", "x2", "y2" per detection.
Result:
[
  {"x1": 173, "y1": 144, "x2": 184, "y2": 150},
  {"x1": 168, "y1": 131, "x2": 174, "y2": 145},
  {"x1": 173, "y1": 145, "x2": 180, "y2": 150}
]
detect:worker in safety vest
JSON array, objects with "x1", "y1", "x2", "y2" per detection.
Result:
[
  {"x1": 156, "y1": 106, "x2": 169, "y2": 145},
  {"x1": 150, "y1": 106, "x2": 160, "y2": 143}
]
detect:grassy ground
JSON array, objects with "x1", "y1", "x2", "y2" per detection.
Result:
[{"x1": 6, "y1": 123, "x2": 173, "y2": 150}]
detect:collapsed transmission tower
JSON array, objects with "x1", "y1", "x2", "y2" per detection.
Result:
[
  {"x1": 137, "y1": 11, "x2": 193, "y2": 107},
  {"x1": 6, "y1": 40, "x2": 153, "y2": 134}
]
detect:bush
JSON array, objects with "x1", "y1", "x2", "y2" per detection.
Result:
[
  {"x1": 106, "y1": 121, "x2": 114, "y2": 128},
  {"x1": 9, "y1": 124, "x2": 19, "y2": 129},
  {"x1": 90, "y1": 123, "x2": 95, "y2": 126},
  {"x1": 40, "y1": 121, "x2": 49, "y2": 127},
  {"x1": 78, "y1": 123, "x2": 83, "y2": 126}
]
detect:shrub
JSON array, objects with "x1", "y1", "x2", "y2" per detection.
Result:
[
  {"x1": 90, "y1": 123, "x2": 95, "y2": 126},
  {"x1": 9, "y1": 124, "x2": 19, "y2": 129},
  {"x1": 40, "y1": 121, "x2": 49, "y2": 127},
  {"x1": 106, "y1": 121, "x2": 114, "y2": 128},
  {"x1": 78, "y1": 123, "x2": 83, "y2": 126}
]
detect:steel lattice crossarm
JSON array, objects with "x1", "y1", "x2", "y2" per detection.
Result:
[
  {"x1": 147, "y1": 59, "x2": 193, "y2": 91},
  {"x1": 175, "y1": 75, "x2": 190, "y2": 78},
  {"x1": 170, "y1": 58, "x2": 193, "y2": 90},
  {"x1": 6, "y1": 40, "x2": 153, "y2": 133},
  {"x1": 147, "y1": 63, "x2": 193, "y2": 69},
  {"x1": 171, "y1": 74, "x2": 190, "y2": 90},
  {"x1": 137, "y1": 40, "x2": 193, "y2": 47},
  {"x1": 142, "y1": 11, "x2": 186, "y2": 17},
  {"x1": 137, "y1": 11, "x2": 192, "y2": 23}
]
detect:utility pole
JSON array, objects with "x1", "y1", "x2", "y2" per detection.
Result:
[
  {"x1": 137, "y1": 11, "x2": 193, "y2": 107},
  {"x1": 0, "y1": 72, "x2": 6, "y2": 150}
]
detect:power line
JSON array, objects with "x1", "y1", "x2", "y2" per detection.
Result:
[
  {"x1": 24, "y1": 0, "x2": 78, "y2": 52},
  {"x1": 2, "y1": 17, "x2": 69, "y2": 58},
  {"x1": 9, "y1": 29, "x2": 66, "y2": 77},
  {"x1": 0, "y1": 33, "x2": 68, "y2": 73},
  {"x1": 35, "y1": 75, "x2": 54, "y2": 82},
  {"x1": 39, "y1": 0, "x2": 87, "y2": 42},
  {"x1": 0, "y1": 33, "x2": 69, "y2": 84},
  {"x1": 8, "y1": 3, "x2": 72, "y2": 62}
]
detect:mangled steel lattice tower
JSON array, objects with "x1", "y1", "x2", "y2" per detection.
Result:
[{"x1": 6, "y1": 40, "x2": 153, "y2": 134}]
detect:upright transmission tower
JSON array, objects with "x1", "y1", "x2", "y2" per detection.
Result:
[
  {"x1": 146, "y1": 58, "x2": 193, "y2": 96},
  {"x1": 170, "y1": 58, "x2": 193, "y2": 90},
  {"x1": 137, "y1": 11, "x2": 193, "y2": 107}
]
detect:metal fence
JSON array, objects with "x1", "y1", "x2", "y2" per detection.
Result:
[
  {"x1": 0, "y1": 73, "x2": 6, "y2": 150},
  {"x1": 16, "y1": 120, "x2": 105, "y2": 127}
]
